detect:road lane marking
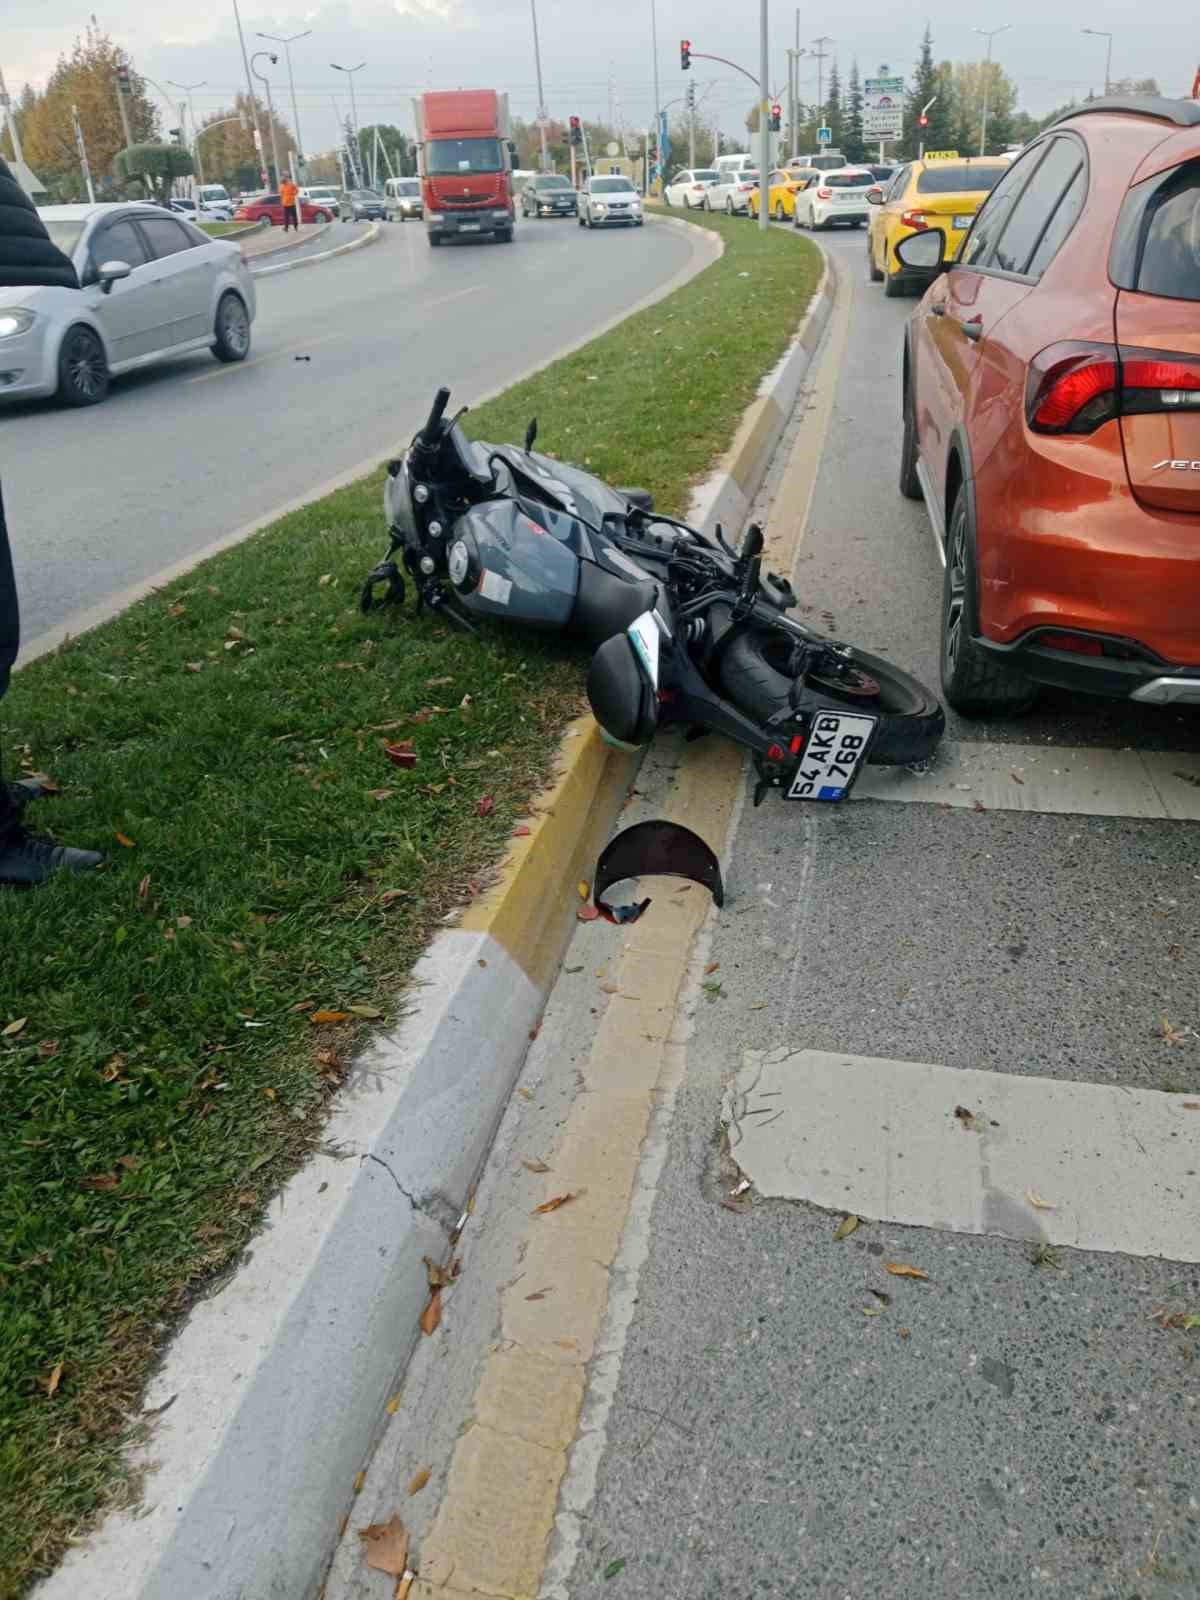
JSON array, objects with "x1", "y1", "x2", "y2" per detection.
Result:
[
  {"x1": 855, "y1": 738, "x2": 1200, "y2": 821},
  {"x1": 726, "y1": 1048, "x2": 1200, "y2": 1262}
]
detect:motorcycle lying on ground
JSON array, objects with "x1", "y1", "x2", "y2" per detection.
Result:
[{"x1": 362, "y1": 387, "x2": 944, "y2": 806}]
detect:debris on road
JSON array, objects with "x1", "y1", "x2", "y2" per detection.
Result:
[
  {"x1": 590, "y1": 820, "x2": 725, "y2": 925},
  {"x1": 1025, "y1": 1189, "x2": 1058, "y2": 1211},
  {"x1": 359, "y1": 1513, "x2": 409, "y2": 1577},
  {"x1": 533, "y1": 1193, "x2": 577, "y2": 1214},
  {"x1": 833, "y1": 1214, "x2": 860, "y2": 1240},
  {"x1": 884, "y1": 1263, "x2": 929, "y2": 1281}
]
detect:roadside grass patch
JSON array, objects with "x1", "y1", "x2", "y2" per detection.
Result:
[{"x1": 0, "y1": 207, "x2": 818, "y2": 1596}]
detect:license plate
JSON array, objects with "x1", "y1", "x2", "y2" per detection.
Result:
[
  {"x1": 460, "y1": 222, "x2": 481, "y2": 232},
  {"x1": 786, "y1": 711, "x2": 878, "y2": 802},
  {"x1": 953, "y1": 213, "x2": 973, "y2": 230}
]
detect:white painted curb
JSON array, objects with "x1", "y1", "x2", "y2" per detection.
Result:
[
  {"x1": 252, "y1": 219, "x2": 383, "y2": 277},
  {"x1": 34, "y1": 218, "x2": 839, "y2": 1600}
]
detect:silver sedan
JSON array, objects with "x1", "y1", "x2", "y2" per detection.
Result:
[{"x1": 0, "y1": 202, "x2": 257, "y2": 406}]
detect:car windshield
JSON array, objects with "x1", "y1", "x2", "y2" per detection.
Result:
[
  {"x1": 426, "y1": 138, "x2": 504, "y2": 174},
  {"x1": 824, "y1": 172, "x2": 872, "y2": 188},
  {"x1": 917, "y1": 163, "x2": 1007, "y2": 194},
  {"x1": 352, "y1": 191, "x2": 382, "y2": 201},
  {"x1": 42, "y1": 220, "x2": 86, "y2": 255},
  {"x1": 592, "y1": 178, "x2": 634, "y2": 193},
  {"x1": 395, "y1": 182, "x2": 419, "y2": 195},
  {"x1": 535, "y1": 176, "x2": 571, "y2": 189},
  {"x1": 693, "y1": 171, "x2": 718, "y2": 181}
]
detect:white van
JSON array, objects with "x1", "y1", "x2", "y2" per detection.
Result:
[
  {"x1": 196, "y1": 183, "x2": 231, "y2": 208},
  {"x1": 384, "y1": 176, "x2": 423, "y2": 220},
  {"x1": 790, "y1": 149, "x2": 847, "y2": 173}
]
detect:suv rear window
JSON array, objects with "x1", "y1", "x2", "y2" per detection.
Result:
[
  {"x1": 917, "y1": 163, "x2": 1007, "y2": 194},
  {"x1": 1110, "y1": 159, "x2": 1200, "y2": 302},
  {"x1": 823, "y1": 171, "x2": 872, "y2": 188}
]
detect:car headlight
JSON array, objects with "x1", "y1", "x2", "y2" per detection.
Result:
[
  {"x1": 594, "y1": 203, "x2": 607, "y2": 213},
  {"x1": 0, "y1": 309, "x2": 35, "y2": 340}
]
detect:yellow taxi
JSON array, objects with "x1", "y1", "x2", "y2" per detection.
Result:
[
  {"x1": 748, "y1": 167, "x2": 815, "y2": 222},
  {"x1": 867, "y1": 152, "x2": 1011, "y2": 297}
]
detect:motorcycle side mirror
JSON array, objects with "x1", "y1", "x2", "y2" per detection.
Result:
[
  {"x1": 740, "y1": 523, "x2": 764, "y2": 563},
  {"x1": 524, "y1": 416, "x2": 538, "y2": 453}
]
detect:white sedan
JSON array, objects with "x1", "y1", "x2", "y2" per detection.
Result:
[
  {"x1": 663, "y1": 169, "x2": 719, "y2": 208},
  {"x1": 1, "y1": 203, "x2": 256, "y2": 406},
  {"x1": 792, "y1": 167, "x2": 876, "y2": 229},
  {"x1": 578, "y1": 176, "x2": 643, "y2": 228},
  {"x1": 705, "y1": 169, "x2": 760, "y2": 215},
  {"x1": 168, "y1": 196, "x2": 234, "y2": 224}
]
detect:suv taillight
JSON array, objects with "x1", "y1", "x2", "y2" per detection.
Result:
[
  {"x1": 900, "y1": 209, "x2": 930, "y2": 230},
  {"x1": 1026, "y1": 342, "x2": 1200, "y2": 435},
  {"x1": 816, "y1": 186, "x2": 833, "y2": 200}
]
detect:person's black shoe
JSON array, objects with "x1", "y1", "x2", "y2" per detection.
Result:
[
  {"x1": 4, "y1": 777, "x2": 57, "y2": 815},
  {"x1": 0, "y1": 827, "x2": 103, "y2": 888}
]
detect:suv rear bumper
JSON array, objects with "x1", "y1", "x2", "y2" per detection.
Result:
[{"x1": 974, "y1": 631, "x2": 1200, "y2": 701}]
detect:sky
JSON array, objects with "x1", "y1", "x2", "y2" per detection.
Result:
[{"x1": 4, "y1": 0, "x2": 1196, "y2": 160}]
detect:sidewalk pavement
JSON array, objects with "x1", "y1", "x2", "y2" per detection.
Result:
[{"x1": 237, "y1": 221, "x2": 332, "y2": 262}]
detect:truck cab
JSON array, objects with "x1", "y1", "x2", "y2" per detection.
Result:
[{"x1": 413, "y1": 89, "x2": 516, "y2": 245}]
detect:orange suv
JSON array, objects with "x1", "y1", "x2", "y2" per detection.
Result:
[{"x1": 896, "y1": 96, "x2": 1200, "y2": 713}]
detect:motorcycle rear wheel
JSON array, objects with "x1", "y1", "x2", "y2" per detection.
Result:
[{"x1": 718, "y1": 628, "x2": 944, "y2": 766}]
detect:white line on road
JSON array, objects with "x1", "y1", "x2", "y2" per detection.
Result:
[
  {"x1": 855, "y1": 738, "x2": 1200, "y2": 821},
  {"x1": 726, "y1": 1048, "x2": 1200, "y2": 1262}
]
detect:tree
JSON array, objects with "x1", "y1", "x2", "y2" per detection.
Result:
[
  {"x1": 114, "y1": 142, "x2": 193, "y2": 200},
  {"x1": 198, "y1": 94, "x2": 295, "y2": 191},
  {"x1": 844, "y1": 61, "x2": 866, "y2": 164},
  {"x1": 18, "y1": 25, "x2": 158, "y2": 199},
  {"x1": 950, "y1": 60, "x2": 1018, "y2": 154},
  {"x1": 356, "y1": 123, "x2": 413, "y2": 183},
  {"x1": 824, "y1": 59, "x2": 844, "y2": 149},
  {"x1": 902, "y1": 25, "x2": 955, "y2": 156}
]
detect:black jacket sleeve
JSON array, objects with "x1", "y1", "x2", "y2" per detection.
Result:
[{"x1": 0, "y1": 157, "x2": 80, "y2": 290}]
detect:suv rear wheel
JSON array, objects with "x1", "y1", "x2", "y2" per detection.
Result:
[{"x1": 940, "y1": 487, "x2": 1036, "y2": 715}]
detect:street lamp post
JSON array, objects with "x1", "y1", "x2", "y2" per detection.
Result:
[
  {"x1": 758, "y1": 0, "x2": 769, "y2": 233},
  {"x1": 529, "y1": 0, "x2": 550, "y2": 173},
  {"x1": 231, "y1": 0, "x2": 267, "y2": 187},
  {"x1": 649, "y1": 0, "x2": 662, "y2": 193},
  {"x1": 1081, "y1": 28, "x2": 1114, "y2": 97},
  {"x1": 168, "y1": 79, "x2": 207, "y2": 185},
  {"x1": 250, "y1": 52, "x2": 282, "y2": 190},
  {"x1": 974, "y1": 24, "x2": 1011, "y2": 157},
  {"x1": 331, "y1": 61, "x2": 365, "y2": 180},
  {"x1": 257, "y1": 30, "x2": 311, "y2": 178}
]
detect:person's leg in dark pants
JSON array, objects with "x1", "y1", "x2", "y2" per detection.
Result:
[
  {"x1": 0, "y1": 479, "x2": 102, "y2": 885},
  {"x1": 283, "y1": 204, "x2": 298, "y2": 233}
]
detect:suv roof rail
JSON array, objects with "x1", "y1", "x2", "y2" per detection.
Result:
[{"x1": 1052, "y1": 94, "x2": 1200, "y2": 130}]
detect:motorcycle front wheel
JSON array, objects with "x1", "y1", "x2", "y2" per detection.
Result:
[{"x1": 718, "y1": 628, "x2": 944, "y2": 766}]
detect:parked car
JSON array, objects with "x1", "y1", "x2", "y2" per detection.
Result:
[
  {"x1": 747, "y1": 168, "x2": 812, "y2": 221},
  {"x1": 790, "y1": 148, "x2": 848, "y2": 173},
  {"x1": 5, "y1": 203, "x2": 255, "y2": 406},
  {"x1": 384, "y1": 177, "x2": 423, "y2": 220},
  {"x1": 338, "y1": 188, "x2": 386, "y2": 221},
  {"x1": 521, "y1": 174, "x2": 578, "y2": 217},
  {"x1": 233, "y1": 192, "x2": 335, "y2": 225},
  {"x1": 663, "y1": 168, "x2": 719, "y2": 208},
  {"x1": 896, "y1": 96, "x2": 1200, "y2": 714},
  {"x1": 867, "y1": 163, "x2": 897, "y2": 185},
  {"x1": 706, "y1": 165, "x2": 760, "y2": 215},
  {"x1": 168, "y1": 196, "x2": 233, "y2": 224},
  {"x1": 867, "y1": 154, "x2": 1009, "y2": 296},
  {"x1": 793, "y1": 166, "x2": 876, "y2": 229},
  {"x1": 578, "y1": 175, "x2": 643, "y2": 228}
]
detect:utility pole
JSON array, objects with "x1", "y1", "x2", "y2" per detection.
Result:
[
  {"x1": 0, "y1": 62, "x2": 26, "y2": 165},
  {"x1": 331, "y1": 61, "x2": 365, "y2": 177},
  {"x1": 231, "y1": 0, "x2": 267, "y2": 186},
  {"x1": 1081, "y1": 28, "x2": 1113, "y2": 97},
  {"x1": 974, "y1": 24, "x2": 1011, "y2": 156},
  {"x1": 71, "y1": 103, "x2": 96, "y2": 202},
  {"x1": 758, "y1": 0, "x2": 769, "y2": 232},
  {"x1": 688, "y1": 81, "x2": 696, "y2": 167},
  {"x1": 257, "y1": 31, "x2": 311, "y2": 179},
  {"x1": 650, "y1": 0, "x2": 662, "y2": 193},
  {"x1": 529, "y1": 0, "x2": 550, "y2": 173},
  {"x1": 251, "y1": 53, "x2": 282, "y2": 190},
  {"x1": 169, "y1": 80, "x2": 206, "y2": 186}
]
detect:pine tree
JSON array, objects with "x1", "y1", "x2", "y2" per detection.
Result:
[
  {"x1": 825, "y1": 59, "x2": 843, "y2": 148},
  {"x1": 902, "y1": 24, "x2": 954, "y2": 156},
  {"x1": 844, "y1": 60, "x2": 866, "y2": 164}
]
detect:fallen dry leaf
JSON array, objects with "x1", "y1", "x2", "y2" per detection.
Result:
[
  {"x1": 407, "y1": 1466, "x2": 430, "y2": 1497},
  {"x1": 386, "y1": 1392, "x2": 402, "y2": 1415},
  {"x1": 705, "y1": 961, "x2": 721, "y2": 976},
  {"x1": 533, "y1": 1193, "x2": 577, "y2": 1215},
  {"x1": 525, "y1": 1287, "x2": 553, "y2": 1301},
  {"x1": 862, "y1": 1306, "x2": 883, "y2": 1317},
  {"x1": 521, "y1": 1158, "x2": 551, "y2": 1174},
  {"x1": 419, "y1": 1289, "x2": 442, "y2": 1336},
  {"x1": 477, "y1": 794, "x2": 495, "y2": 817},
  {"x1": 42, "y1": 1360, "x2": 64, "y2": 1397},
  {"x1": 318, "y1": 573, "x2": 333, "y2": 587},
  {"x1": 884, "y1": 1263, "x2": 929, "y2": 1281},
  {"x1": 288, "y1": 999, "x2": 316, "y2": 1013},
  {"x1": 370, "y1": 788, "x2": 396, "y2": 802},
  {"x1": 517, "y1": 1086, "x2": 533, "y2": 1100},
  {"x1": 115, "y1": 832, "x2": 135, "y2": 848},
  {"x1": 384, "y1": 744, "x2": 417, "y2": 770},
  {"x1": 136, "y1": 873, "x2": 152, "y2": 909},
  {"x1": 973, "y1": 799, "x2": 987, "y2": 813},
  {"x1": 513, "y1": 824, "x2": 532, "y2": 837},
  {"x1": 37, "y1": 1039, "x2": 58, "y2": 1058},
  {"x1": 427, "y1": 676, "x2": 453, "y2": 688},
  {"x1": 1025, "y1": 1188, "x2": 1058, "y2": 1211},
  {"x1": 2, "y1": 1017, "x2": 28, "y2": 1038},
  {"x1": 185, "y1": 661, "x2": 203, "y2": 673},
  {"x1": 1010, "y1": 770, "x2": 1025, "y2": 785},
  {"x1": 348, "y1": 1005, "x2": 383, "y2": 1020},
  {"x1": 833, "y1": 1214, "x2": 860, "y2": 1241},
  {"x1": 176, "y1": 915, "x2": 192, "y2": 929},
  {"x1": 310, "y1": 1010, "x2": 349, "y2": 1025},
  {"x1": 79, "y1": 1173, "x2": 119, "y2": 1192},
  {"x1": 423, "y1": 1254, "x2": 452, "y2": 1290},
  {"x1": 577, "y1": 880, "x2": 590, "y2": 901},
  {"x1": 953, "y1": 1105, "x2": 979, "y2": 1132},
  {"x1": 358, "y1": 1512, "x2": 409, "y2": 1577},
  {"x1": 115, "y1": 1155, "x2": 141, "y2": 1172}
]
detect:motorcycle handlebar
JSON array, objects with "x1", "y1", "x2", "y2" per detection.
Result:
[{"x1": 418, "y1": 387, "x2": 452, "y2": 449}]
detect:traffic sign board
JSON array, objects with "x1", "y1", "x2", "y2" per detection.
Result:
[{"x1": 817, "y1": 125, "x2": 832, "y2": 145}]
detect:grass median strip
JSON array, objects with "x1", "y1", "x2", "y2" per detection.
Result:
[{"x1": 0, "y1": 207, "x2": 819, "y2": 1597}]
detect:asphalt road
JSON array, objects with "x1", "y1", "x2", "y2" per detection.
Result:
[
  {"x1": 2, "y1": 214, "x2": 698, "y2": 651},
  {"x1": 563, "y1": 228, "x2": 1200, "y2": 1598}
]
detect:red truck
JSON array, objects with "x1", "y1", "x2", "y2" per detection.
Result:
[{"x1": 412, "y1": 90, "x2": 516, "y2": 246}]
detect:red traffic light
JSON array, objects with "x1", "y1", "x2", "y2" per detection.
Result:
[
  {"x1": 772, "y1": 103, "x2": 781, "y2": 117},
  {"x1": 569, "y1": 115, "x2": 580, "y2": 127},
  {"x1": 680, "y1": 39, "x2": 691, "y2": 70},
  {"x1": 918, "y1": 114, "x2": 929, "y2": 127}
]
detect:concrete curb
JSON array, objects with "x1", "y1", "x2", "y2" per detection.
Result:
[
  {"x1": 239, "y1": 219, "x2": 333, "y2": 262},
  {"x1": 251, "y1": 219, "x2": 382, "y2": 277},
  {"x1": 35, "y1": 220, "x2": 837, "y2": 1600}
]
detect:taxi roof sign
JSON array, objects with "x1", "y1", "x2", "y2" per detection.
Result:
[{"x1": 923, "y1": 150, "x2": 959, "y2": 160}]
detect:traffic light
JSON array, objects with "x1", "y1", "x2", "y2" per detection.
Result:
[
  {"x1": 115, "y1": 64, "x2": 131, "y2": 95},
  {"x1": 769, "y1": 103, "x2": 781, "y2": 132},
  {"x1": 680, "y1": 39, "x2": 691, "y2": 71},
  {"x1": 918, "y1": 113, "x2": 929, "y2": 129},
  {"x1": 569, "y1": 115, "x2": 582, "y2": 148}
]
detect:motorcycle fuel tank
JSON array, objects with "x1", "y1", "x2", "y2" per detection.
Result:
[{"x1": 448, "y1": 499, "x2": 579, "y2": 626}]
